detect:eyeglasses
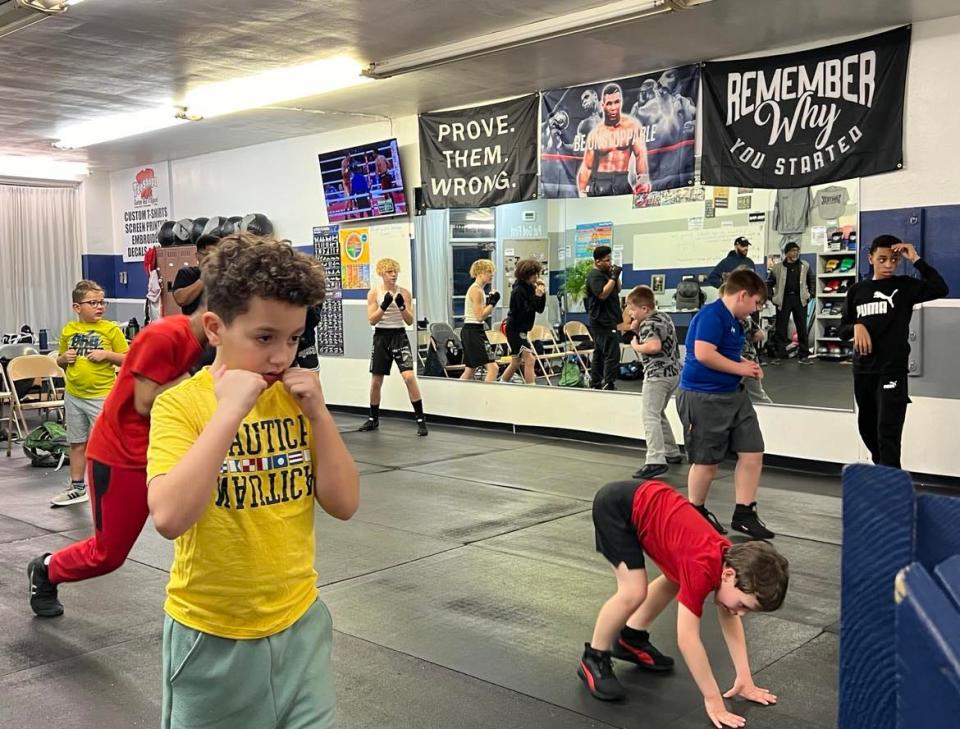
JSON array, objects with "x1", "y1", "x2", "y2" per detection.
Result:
[{"x1": 79, "y1": 300, "x2": 107, "y2": 308}]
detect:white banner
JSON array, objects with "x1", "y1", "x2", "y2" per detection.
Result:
[{"x1": 112, "y1": 161, "x2": 172, "y2": 262}]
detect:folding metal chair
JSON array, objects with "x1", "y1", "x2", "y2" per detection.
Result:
[{"x1": 5, "y1": 355, "x2": 66, "y2": 457}]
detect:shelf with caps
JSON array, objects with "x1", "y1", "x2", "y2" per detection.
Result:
[{"x1": 817, "y1": 272, "x2": 857, "y2": 278}]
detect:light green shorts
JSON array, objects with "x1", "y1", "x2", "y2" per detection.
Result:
[{"x1": 161, "y1": 599, "x2": 335, "y2": 729}]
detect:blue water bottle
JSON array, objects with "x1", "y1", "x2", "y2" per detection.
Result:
[{"x1": 38, "y1": 328, "x2": 48, "y2": 351}]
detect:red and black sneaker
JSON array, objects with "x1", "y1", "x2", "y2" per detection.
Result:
[
  {"x1": 612, "y1": 630, "x2": 675, "y2": 672},
  {"x1": 577, "y1": 643, "x2": 626, "y2": 701}
]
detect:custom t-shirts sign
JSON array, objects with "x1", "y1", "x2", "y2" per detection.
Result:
[{"x1": 701, "y1": 26, "x2": 911, "y2": 187}]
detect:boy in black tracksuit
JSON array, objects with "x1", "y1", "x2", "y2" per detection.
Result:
[
  {"x1": 839, "y1": 235, "x2": 948, "y2": 468},
  {"x1": 499, "y1": 258, "x2": 547, "y2": 384}
]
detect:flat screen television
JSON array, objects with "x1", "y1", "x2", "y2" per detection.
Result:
[{"x1": 318, "y1": 138, "x2": 408, "y2": 223}]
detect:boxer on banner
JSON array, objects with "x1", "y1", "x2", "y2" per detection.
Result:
[
  {"x1": 575, "y1": 88, "x2": 603, "y2": 152},
  {"x1": 577, "y1": 84, "x2": 651, "y2": 198},
  {"x1": 629, "y1": 77, "x2": 697, "y2": 189}
]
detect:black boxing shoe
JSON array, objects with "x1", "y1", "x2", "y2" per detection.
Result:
[
  {"x1": 416, "y1": 419, "x2": 428, "y2": 437},
  {"x1": 693, "y1": 503, "x2": 728, "y2": 534},
  {"x1": 578, "y1": 643, "x2": 625, "y2": 701},
  {"x1": 612, "y1": 629, "x2": 675, "y2": 672},
  {"x1": 358, "y1": 418, "x2": 379, "y2": 432}
]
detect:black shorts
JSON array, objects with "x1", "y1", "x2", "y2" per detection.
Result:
[
  {"x1": 592, "y1": 480, "x2": 645, "y2": 570},
  {"x1": 676, "y1": 386, "x2": 764, "y2": 465},
  {"x1": 589, "y1": 172, "x2": 632, "y2": 197},
  {"x1": 461, "y1": 323, "x2": 495, "y2": 367},
  {"x1": 505, "y1": 322, "x2": 532, "y2": 358},
  {"x1": 370, "y1": 328, "x2": 414, "y2": 376}
]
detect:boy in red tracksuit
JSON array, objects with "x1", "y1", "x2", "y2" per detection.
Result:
[
  {"x1": 579, "y1": 479, "x2": 790, "y2": 729},
  {"x1": 28, "y1": 313, "x2": 207, "y2": 617}
]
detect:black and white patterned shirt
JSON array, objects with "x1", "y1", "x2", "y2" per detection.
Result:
[{"x1": 638, "y1": 310, "x2": 680, "y2": 379}]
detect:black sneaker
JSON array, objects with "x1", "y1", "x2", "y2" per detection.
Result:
[
  {"x1": 798, "y1": 358, "x2": 813, "y2": 366},
  {"x1": 731, "y1": 503, "x2": 775, "y2": 540},
  {"x1": 358, "y1": 418, "x2": 379, "y2": 432},
  {"x1": 632, "y1": 463, "x2": 669, "y2": 480},
  {"x1": 612, "y1": 631, "x2": 675, "y2": 672},
  {"x1": 578, "y1": 643, "x2": 625, "y2": 701},
  {"x1": 416, "y1": 419, "x2": 428, "y2": 437},
  {"x1": 666, "y1": 455, "x2": 683, "y2": 464},
  {"x1": 693, "y1": 503, "x2": 728, "y2": 534},
  {"x1": 28, "y1": 554, "x2": 63, "y2": 617}
]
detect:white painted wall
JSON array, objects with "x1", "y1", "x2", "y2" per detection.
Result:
[
  {"x1": 78, "y1": 171, "x2": 113, "y2": 255},
  {"x1": 83, "y1": 15, "x2": 959, "y2": 476}
]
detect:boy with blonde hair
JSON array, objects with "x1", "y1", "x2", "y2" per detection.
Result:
[
  {"x1": 53, "y1": 280, "x2": 128, "y2": 507},
  {"x1": 624, "y1": 285, "x2": 682, "y2": 480},
  {"x1": 147, "y1": 235, "x2": 359, "y2": 728},
  {"x1": 359, "y1": 257, "x2": 427, "y2": 435},
  {"x1": 461, "y1": 258, "x2": 500, "y2": 383}
]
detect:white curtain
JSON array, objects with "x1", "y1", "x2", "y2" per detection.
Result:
[
  {"x1": 413, "y1": 209, "x2": 450, "y2": 324},
  {"x1": 0, "y1": 184, "x2": 82, "y2": 338}
]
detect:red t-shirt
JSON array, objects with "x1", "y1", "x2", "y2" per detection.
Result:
[
  {"x1": 86, "y1": 316, "x2": 203, "y2": 469},
  {"x1": 631, "y1": 480, "x2": 731, "y2": 617}
]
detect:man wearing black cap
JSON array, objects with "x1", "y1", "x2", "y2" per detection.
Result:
[
  {"x1": 767, "y1": 241, "x2": 815, "y2": 364},
  {"x1": 705, "y1": 236, "x2": 755, "y2": 288}
]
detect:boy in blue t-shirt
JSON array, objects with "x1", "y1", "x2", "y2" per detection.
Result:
[{"x1": 677, "y1": 269, "x2": 774, "y2": 540}]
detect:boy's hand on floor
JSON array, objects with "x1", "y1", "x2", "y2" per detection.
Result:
[
  {"x1": 283, "y1": 368, "x2": 327, "y2": 421},
  {"x1": 724, "y1": 677, "x2": 777, "y2": 704},
  {"x1": 704, "y1": 695, "x2": 745, "y2": 728},
  {"x1": 212, "y1": 365, "x2": 266, "y2": 420}
]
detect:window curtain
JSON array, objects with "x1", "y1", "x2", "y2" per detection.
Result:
[
  {"x1": 0, "y1": 184, "x2": 82, "y2": 338},
  {"x1": 413, "y1": 209, "x2": 450, "y2": 324}
]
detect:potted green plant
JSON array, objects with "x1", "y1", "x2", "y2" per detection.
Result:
[{"x1": 561, "y1": 259, "x2": 593, "y2": 316}]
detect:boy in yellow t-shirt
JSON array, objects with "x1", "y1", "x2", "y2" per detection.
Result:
[
  {"x1": 147, "y1": 235, "x2": 359, "y2": 729},
  {"x1": 53, "y1": 280, "x2": 128, "y2": 508}
]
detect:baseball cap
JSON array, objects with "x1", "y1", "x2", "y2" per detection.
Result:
[
  {"x1": 734, "y1": 236, "x2": 751, "y2": 246},
  {"x1": 784, "y1": 241, "x2": 800, "y2": 254}
]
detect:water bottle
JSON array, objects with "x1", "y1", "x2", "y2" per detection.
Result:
[{"x1": 38, "y1": 328, "x2": 48, "y2": 350}]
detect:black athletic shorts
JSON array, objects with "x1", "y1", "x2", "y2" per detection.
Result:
[
  {"x1": 461, "y1": 323, "x2": 495, "y2": 367},
  {"x1": 676, "y1": 386, "x2": 764, "y2": 465},
  {"x1": 589, "y1": 172, "x2": 632, "y2": 197},
  {"x1": 504, "y1": 321, "x2": 532, "y2": 358},
  {"x1": 370, "y1": 328, "x2": 414, "y2": 376},
  {"x1": 592, "y1": 480, "x2": 645, "y2": 570}
]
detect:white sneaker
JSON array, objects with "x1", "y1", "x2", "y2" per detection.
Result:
[{"x1": 50, "y1": 484, "x2": 89, "y2": 508}]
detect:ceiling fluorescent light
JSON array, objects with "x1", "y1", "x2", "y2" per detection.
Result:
[
  {"x1": 0, "y1": 0, "x2": 77, "y2": 39},
  {"x1": 54, "y1": 105, "x2": 184, "y2": 149},
  {"x1": 365, "y1": 0, "x2": 713, "y2": 79},
  {"x1": 0, "y1": 154, "x2": 88, "y2": 180},
  {"x1": 182, "y1": 56, "x2": 370, "y2": 120}
]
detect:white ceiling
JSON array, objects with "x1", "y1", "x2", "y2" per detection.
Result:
[{"x1": 1, "y1": 0, "x2": 957, "y2": 172}]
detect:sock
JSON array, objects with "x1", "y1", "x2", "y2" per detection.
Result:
[
  {"x1": 621, "y1": 626, "x2": 650, "y2": 643},
  {"x1": 369, "y1": 404, "x2": 380, "y2": 421},
  {"x1": 71, "y1": 479, "x2": 85, "y2": 490},
  {"x1": 411, "y1": 399, "x2": 424, "y2": 420},
  {"x1": 43, "y1": 555, "x2": 52, "y2": 567}
]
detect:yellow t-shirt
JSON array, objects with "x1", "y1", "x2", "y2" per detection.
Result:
[
  {"x1": 147, "y1": 368, "x2": 318, "y2": 639},
  {"x1": 58, "y1": 320, "x2": 128, "y2": 398}
]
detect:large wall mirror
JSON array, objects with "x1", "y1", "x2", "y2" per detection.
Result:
[{"x1": 413, "y1": 176, "x2": 861, "y2": 412}]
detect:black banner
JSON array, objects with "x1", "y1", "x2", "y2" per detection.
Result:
[
  {"x1": 702, "y1": 26, "x2": 911, "y2": 188},
  {"x1": 419, "y1": 95, "x2": 539, "y2": 208},
  {"x1": 541, "y1": 65, "x2": 699, "y2": 198}
]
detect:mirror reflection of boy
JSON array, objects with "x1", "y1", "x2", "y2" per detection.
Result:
[
  {"x1": 359, "y1": 258, "x2": 427, "y2": 436},
  {"x1": 839, "y1": 236, "x2": 948, "y2": 468},
  {"x1": 580, "y1": 479, "x2": 789, "y2": 729},
  {"x1": 624, "y1": 285, "x2": 682, "y2": 480},
  {"x1": 460, "y1": 259, "x2": 500, "y2": 383},
  {"x1": 676, "y1": 269, "x2": 774, "y2": 540},
  {"x1": 499, "y1": 259, "x2": 545, "y2": 385}
]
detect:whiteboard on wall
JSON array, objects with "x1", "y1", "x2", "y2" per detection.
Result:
[
  {"x1": 633, "y1": 222, "x2": 767, "y2": 269},
  {"x1": 366, "y1": 222, "x2": 413, "y2": 290}
]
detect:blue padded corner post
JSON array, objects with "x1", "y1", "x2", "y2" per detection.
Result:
[
  {"x1": 839, "y1": 464, "x2": 915, "y2": 729},
  {"x1": 933, "y1": 555, "x2": 960, "y2": 610},
  {"x1": 916, "y1": 494, "x2": 960, "y2": 571},
  {"x1": 895, "y1": 562, "x2": 960, "y2": 729}
]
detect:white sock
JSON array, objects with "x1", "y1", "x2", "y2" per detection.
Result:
[{"x1": 44, "y1": 555, "x2": 51, "y2": 567}]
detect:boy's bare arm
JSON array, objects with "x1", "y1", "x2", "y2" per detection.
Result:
[
  {"x1": 717, "y1": 607, "x2": 778, "y2": 705},
  {"x1": 367, "y1": 289, "x2": 385, "y2": 325},
  {"x1": 632, "y1": 336, "x2": 662, "y2": 354},
  {"x1": 148, "y1": 369, "x2": 266, "y2": 539},
  {"x1": 694, "y1": 341, "x2": 759, "y2": 379},
  {"x1": 399, "y1": 287, "x2": 414, "y2": 326},
  {"x1": 677, "y1": 604, "x2": 745, "y2": 729}
]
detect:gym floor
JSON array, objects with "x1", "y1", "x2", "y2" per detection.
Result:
[{"x1": 1, "y1": 414, "x2": 840, "y2": 729}]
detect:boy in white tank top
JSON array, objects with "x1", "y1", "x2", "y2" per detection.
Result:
[{"x1": 359, "y1": 258, "x2": 427, "y2": 436}]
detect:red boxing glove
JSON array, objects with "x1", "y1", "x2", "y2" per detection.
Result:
[{"x1": 634, "y1": 180, "x2": 652, "y2": 196}]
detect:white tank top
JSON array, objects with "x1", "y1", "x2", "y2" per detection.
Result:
[
  {"x1": 374, "y1": 284, "x2": 406, "y2": 329},
  {"x1": 463, "y1": 283, "x2": 486, "y2": 325}
]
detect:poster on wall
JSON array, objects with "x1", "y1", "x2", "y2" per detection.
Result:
[
  {"x1": 540, "y1": 64, "x2": 699, "y2": 199},
  {"x1": 575, "y1": 221, "x2": 613, "y2": 260},
  {"x1": 701, "y1": 25, "x2": 911, "y2": 188},
  {"x1": 419, "y1": 94, "x2": 539, "y2": 208},
  {"x1": 339, "y1": 227, "x2": 371, "y2": 289},
  {"x1": 312, "y1": 225, "x2": 344, "y2": 356},
  {"x1": 634, "y1": 184, "x2": 706, "y2": 208},
  {"x1": 116, "y1": 162, "x2": 172, "y2": 262}
]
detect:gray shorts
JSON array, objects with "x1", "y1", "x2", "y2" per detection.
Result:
[
  {"x1": 676, "y1": 387, "x2": 764, "y2": 465},
  {"x1": 65, "y1": 393, "x2": 105, "y2": 444}
]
